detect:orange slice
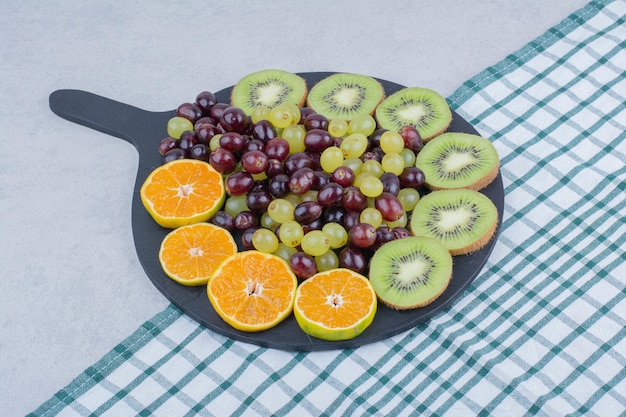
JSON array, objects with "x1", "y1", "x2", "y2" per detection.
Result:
[
  {"x1": 159, "y1": 222, "x2": 237, "y2": 286},
  {"x1": 140, "y1": 159, "x2": 225, "y2": 228},
  {"x1": 294, "y1": 268, "x2": 377, "y2": 341},
  {"x1": 207, "y1": 251, "x2": 298, "y2": 332}
]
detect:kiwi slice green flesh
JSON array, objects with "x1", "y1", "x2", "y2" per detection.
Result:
[
  {"x1": 306, "y1": 73, "x2": 385, "y2": 120},
  {"x1": 410, "y1": 189, "x2": 498, "y2": 256},
  {"x1": 369, "y1": 236, "x2": 453, "y2": 310},
  {"x1": 415, "y1": 132, "x2": 499, "y2": 191},
  {"x1": 375, "y1": 87, "x2": 452, "y2": 140},
  {"x1": 231, "y1": 69, "x2": 308, "y2": 115}
]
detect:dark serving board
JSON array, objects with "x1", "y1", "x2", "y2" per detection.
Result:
[{"x1": 49, "y1": 72, "x2": 504, "y2": 351}]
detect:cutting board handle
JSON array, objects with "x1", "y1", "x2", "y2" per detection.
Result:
[{"x1": 49, "y1": 89, "x2": 172, "y2": 153}]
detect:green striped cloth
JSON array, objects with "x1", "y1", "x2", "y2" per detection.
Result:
[{"x1": 31, "y1": 1, "x2": 625, "y2": 415}]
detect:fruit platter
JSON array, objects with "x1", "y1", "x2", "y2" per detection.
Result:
[{"x1": 49, "y1": 71, "x2": 504, "y2": 351}]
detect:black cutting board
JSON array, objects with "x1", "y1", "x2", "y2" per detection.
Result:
[{"x1": 49, "y1": 72, "x2": 504, "y2": 351}]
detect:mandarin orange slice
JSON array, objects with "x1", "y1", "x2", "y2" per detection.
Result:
[
  {"x1": 207, "y1": 251, "x2": 298, "y2": 332},
  {"x1": 294, "y1": 268, "x2": 377, "y2": 341},
  {"x1": 140, "y1": 159, "x2": 225, "y2": 229},
  {"x1": 159, "y1": 222, "x2": 237, "y2": 286}
]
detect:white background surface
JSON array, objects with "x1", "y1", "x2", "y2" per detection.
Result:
[{"x1": 1, "y1": 1, "x2": 588, "y2": 415}]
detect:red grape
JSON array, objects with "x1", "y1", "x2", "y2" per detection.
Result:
[
  {"x1": 304, "y1": 128, "x2": 333, "y2": 152},
  {"x1": 284, "y1": 152, "x2": 313, "y2": 176},
  {"x1": 246, "y1": 189, "x2": 272, "y2": 213},
  {"x1": 211, "y1": 211, "x2": 235, "y2": 231},
  {"x1": 348, "y1": 223, "x2": 377, "y2": 248},
  {"x1": 163, "y1": 148, "x2": 186, "y2": 163},
  {"x1": 288, "y1": 167, "x2": 315, "y2": 195},
  {"x1": 342, "y1": 186, "x2": 367, "y2": 212},
  {"x1": 294, "y1": 201, "x2": 323, "y2": 224},
  {"x1": 241, "y1": 150, "x2": 269, "y2": 174},
  {"x1": 303, "y1": 113, "x2": 329, "y2": 131},
  {"x1": 209, "y1": 147, "x2": 237, "y2": 174},
  {"x1": 251, "y1": 120, "x2": 277, "y2": 142},
  {"x1": 398, "y1": 167, "x2": 425, "y2": 189},
  {"x1": 225, "y1": 171, "x2": 254, "y2": 196},
  {"x1": 380, "y1": 172, "x2": 400, "y2": 196},
  {"x1": 158, "y1": 137, "x2": 178, "y2": 156},
  {"x1": 195, "y1": 91, "x2": 217, "y2": 115},
  {"x1": 398, "y1": 125, "x2": 424, "y2": 153},
  {"x1": 189, "y1": 144, "x2": 210, "y2": 161},
  {"x1": 234, "y1": 211, "x2": 258, "y2": 230},
  {"x1": 268, "y1": 174, "x2": 290, "y2": 198},
  {"x1": 265, "y1": 138, "x2": 290, "y2": 161},
  {"x1": 177, "y1": 102, "x2": 203, "y2": 123},
  {"x1": 219, "y1": 132, "x2": 246, "y2": 152},
  {"x1": 375, "y1": 192, "x2": 404, "y2": 222},
  {"x1": 338, "y1": 246, "x2": 367, "y2": 274},
  {"x1": 289, "y1": 252, "x2": 317, "y2": 280},
  {"x1": 332, "y1": 166, "x2": 355, "y2": 187}
]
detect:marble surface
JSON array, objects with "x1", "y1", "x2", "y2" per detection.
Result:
[{"x1": 0, "y1": 1, "x2": 588, "y2": 415}]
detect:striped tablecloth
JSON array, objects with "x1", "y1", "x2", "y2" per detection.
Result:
[{"x1": 30, "y1": 0, "x2": 625, "y2": 415}]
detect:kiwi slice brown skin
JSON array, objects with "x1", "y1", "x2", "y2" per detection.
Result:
[
  {"x1": 305, "y1": 73, "x2": 385, "y2": 121},
  {"x1": 409, "y1": 189, "x2": 498, "y2": 256},
  {"x1": 415, "y1": 132, "x2": 500, "y2": 191},
  {"x1": 369, "y1": 236, "x2": 453, "y2": 310},
  {"x1": 375, "y1": 87, "x2": 452, "y2": 141},
  {"x1": 230, "y1": 69, "x2": 308, "y2": 115}
]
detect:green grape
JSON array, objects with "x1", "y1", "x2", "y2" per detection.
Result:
[
  {"x1": 300, "y1": 230, "x2": 331, "y2": 256},
  {"x1": 339, "y1": 133, "x2": 368, "y2": 158},
  {"x1": 167, "y1": 116, "x2": 194, "y2": 139},
  {"x1": 398, "y1": 188, "x2": 421, "y2": 212},
  {"x1": 268, "y1": 102, "x2": 295, "y2": 128},
  {"x1": 322, "y1": 223, "x2": 348, "y2": 249},
  {"x1": 267, "y1": 198, "x2": 295, "y2": 223},
  {"x1": 261, "y1": 211, "x2": 280, "y2": 231},
  {"x1": 282, "y1": 124, "x2": 306, "y2": 153},
  {"x1": 360, "y1": 207, "x2": 383, "y2": 228},
  {"x1": 301, "y1": 190, "x2": 318, "y2": 202},
  {"x1": 273, "y1": 243, "x2": 298, "y2": 262},
  {"x1": 347, "y1": 114, "x2": 376, "y2": 136},
  {"x1": 359, "y1": 175, "x2": 383, "y2": 198},
  {"x1": 353, "y1": 172, "x2": 373, "y2": 188},
  {"x1": 400, "y1": 148, "x2": 416, "y2": 168},
  {"x1": 380, "y1": 131, "x2": 405, "y2": 154},
  {"x1": 279, "y1": 220, "x2": 304, "y2": 247},
  {"x1": 381, "y1": 152, "x2": 405, "y2": 175},
  {"x1": 342, "y1": 157, "x2": 363, "y2": 176},
  {"x1": 252, "y1": 228, "x2": 280, "y2": 253},
  {"x1": 251, "y1": 107, "x2": 269, "y2": 124},
  {"x1": 251, "y1": 171, "x2": 267, "y2": 182},
  {"x1": 386, "y1": 212, "x2": 408, "y2": 228},
  {"x1": 282, "y1": 102, "x2": 301, "y2": 124},
  {"x1": 361, "y1": 159, "x2": 384, "y2": 178},
  {"x1": 315, "y1": 250, "x2": 340, "y2": 272},
  {"x1": 284, "y1": 193, "x2": 302, "y2": 207},
  {"x1": 328, "y1": 119, "x2": 349, "y2": 138},
  {"x1": 209, "y1": 134, "x2": 222, "y2": 151},
  {"x1": 320, "y1": 146, "x2": 344, "y2": 173},
  {"x1": 224, "y1": 195, "x2": 249, "y2": 217}
]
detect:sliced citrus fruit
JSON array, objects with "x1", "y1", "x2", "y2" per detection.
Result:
[
  {"x1": 140, "y1": 159, "x2": 225, "y2": 228},
  {"x1": 207, "y1": 251, "x2": 298, "y2": 332},
  {"x1": 159, "y1": 222, "x2": 237, "y2": 286},
  {"x1": 294, "y1": 268, "x2": 377, "y2": 341}
]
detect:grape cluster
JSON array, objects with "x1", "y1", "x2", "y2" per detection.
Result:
[{"x1": 157, "y1": 91, "x2": 426, "y2": 280}]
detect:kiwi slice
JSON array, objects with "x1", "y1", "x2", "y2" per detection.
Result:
[
  {"x1": 409, "y1": 189, "x2": 498, "y2": 256},
  {"x1": 369, "y1": 236, "x2": 453, "y2": 310},
  {"x1": 415, "y1": 132, "x2": 499, "y2": 191},
  {"x1": 306, "y1": 73, "x2": 385, "y2": 120},
  {"x1": 375, "y1": 87, "x2": 452, "y2": 140},
  {"x1": 231, "y1": 69, "x2": 308, "y2": 115}
]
